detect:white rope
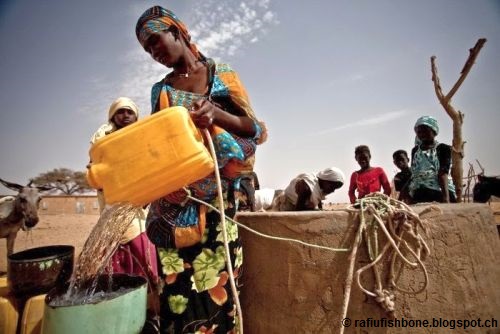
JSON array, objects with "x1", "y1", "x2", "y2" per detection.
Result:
[
  {"x1": 339, "y1": 216, "x2": 363, "y2": 334},
  {"x1": 203, "y1": 129, "x2": 244, "y2": 334},
  {"x1": 340, "y1": 193, "x2": 431, "y2": 332},
  {"x1": 187, "y1": 195, "x2": 350, "y2": 253}
]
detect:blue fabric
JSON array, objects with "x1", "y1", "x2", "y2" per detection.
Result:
[
  {"x1": 174, "y1": 203, "x2": 199, "y2": 227},
  {"x1": 210, "y1": 76, "x2": 230, "y2": 98},
  {"x1": 414, "y1": 115, "x2": 439, "y2": 135},
  {"x1": 409, "y1": 142, "x2": 455, "y2": 196},
  {"x1": 213, "y1": 131, "x2": 245, "y2": 168}
]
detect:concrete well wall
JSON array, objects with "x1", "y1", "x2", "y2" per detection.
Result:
[{"x1": 236, "y1": 203, "x2": 500, "y2": 334}]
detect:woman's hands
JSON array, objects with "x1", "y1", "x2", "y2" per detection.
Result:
[
  {"x1": 190, "y1": 97, "x2": 257, "y2": 137},
  {"x1": 190, "y1": 98, "x2": 217, "y2": 129}
]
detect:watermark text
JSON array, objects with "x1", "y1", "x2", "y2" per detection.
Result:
[{"x1": 340, "y1": 317, "x2": 498, "y2": 330}]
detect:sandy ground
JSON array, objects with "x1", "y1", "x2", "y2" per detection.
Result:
[
  {"x1": 0, "y1": 214, "x2": 99, "y2": 274},
  {"x1": 1, "y1": 202, "x2": 499, "y2": 274}
]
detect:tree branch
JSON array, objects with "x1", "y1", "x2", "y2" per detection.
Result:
[
  {"x1": 431, "y1": 56, "x2": 457, "y2": 119},
  {"x1": 446, "y1": 38, "x2": 487, "y2": 101},
  {"x1": 430, "y1": 56, "x2": 446, "y2": 102}
]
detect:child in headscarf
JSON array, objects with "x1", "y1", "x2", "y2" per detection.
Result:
[
  {"x1": 408, "y1": 116, "x2": 456, "y2": 203},
  {"x1": 89, "y1": 96, "x2": 159, "y2": 294},
  {"x1": 274, "y1": 167, "x2": 345, "y2": 211},
  {"x1": 348, "y1": 145, "x2": 391, "y2": 203}
]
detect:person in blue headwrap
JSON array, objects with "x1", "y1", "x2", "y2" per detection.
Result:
[
  {"x1": 135, "y1": 5, "x2": 267, "y2": 334},
  {"x1": 408, "y1": 116, "x2": 456, "y2": 203}
]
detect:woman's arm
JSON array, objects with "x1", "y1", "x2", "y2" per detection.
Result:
[
  {"x1": 438, "y1": 172, "x2": 450, "y2": 203},
  {"x1": 190, "y1": 98, "x2": 257, "y2": 137},
  {"x1": 348, "y1": 173, "x2": 357, "y2": 204},
  {"x1": 437, "y1": 144, "x2": 452, "y2": 203}
]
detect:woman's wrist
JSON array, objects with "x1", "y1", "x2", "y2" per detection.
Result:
[{"x1": 211, "y1": 103, "x2": 221, "y2": 125}]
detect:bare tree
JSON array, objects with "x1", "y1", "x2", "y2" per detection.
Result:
[
  {"x1": 31, "y1": 168, "x2": 92, "y2": 195},
  {"x1": 430, "y1": 38, "x2": 487, "y2": 202}
]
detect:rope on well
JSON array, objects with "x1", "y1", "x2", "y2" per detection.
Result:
[
  {"x1": 340, "y1": 193, "x2": 434, "y2": 334},
  {"x1": 187, "y1": 195, "x2": 350, "y2": 253},
  {"x1": 188, "y1": 149, "x2": 433, "y2": 334}
]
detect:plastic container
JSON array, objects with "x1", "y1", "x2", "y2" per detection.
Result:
[
  {"x1": 42, "y1": 274, "x2": 147, "y2": 334},
  {"x1": 20, "y1": 294, "x2": 46, "y2": 334},
  {"x1": 87, "y1": 106, "x2": 215, "y2": 206},
  {"x1": 0, "y1": 276, "x2": 9, "y2": 297},
  {"x1": 0, "y1": 294, "x2": 18, "y2": 334},
  {"x1": 8, "y1": 245, "x2": 74, "y2": 298}
]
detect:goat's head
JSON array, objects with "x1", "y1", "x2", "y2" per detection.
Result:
[
  {"x1": 473, "y1": 174, "x2": 492, "y2": 203},
  {"x1": 473, "y1": 174, "x2": 500, "y2": 203},
  {"x1": 0, "y1": 178, "x2": 51, "y2": 230}
]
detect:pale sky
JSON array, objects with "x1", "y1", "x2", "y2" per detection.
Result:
[{"x1": 0, "y1": 0, "x2": 499, "y2": 203}]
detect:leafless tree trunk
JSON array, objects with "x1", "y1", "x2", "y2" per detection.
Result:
[{"x1": 430, "y1": 38, "x2": 487, "y2": 202}]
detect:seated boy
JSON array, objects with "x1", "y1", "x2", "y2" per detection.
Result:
[{"x1": 392, "y1": 150, "x2": 412, "y2": 203}]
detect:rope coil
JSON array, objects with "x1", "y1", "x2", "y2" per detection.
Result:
[{"x1": 340, "y1": 193, "x2": 433, "y2": 334}]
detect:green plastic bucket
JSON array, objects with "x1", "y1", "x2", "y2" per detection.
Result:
[{"x1": 42, "y1": 274, "x2": 147, "y2": 334}]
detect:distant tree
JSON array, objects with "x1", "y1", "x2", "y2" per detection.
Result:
[{"x1": 31, "y1": 168, "x2": 92, "y2": 195}]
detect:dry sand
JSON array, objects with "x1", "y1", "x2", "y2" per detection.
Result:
[{"x1": 0, "y1": 214, "x2": 99, "y2": 274}]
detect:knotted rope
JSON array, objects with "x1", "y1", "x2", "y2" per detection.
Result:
[{"x1": 340, "y1": 193, "x2": 434, "y2": 334}]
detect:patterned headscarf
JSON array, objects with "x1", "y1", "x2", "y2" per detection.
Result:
[
  {"x1": 135, "y1": 6, "x2": 201, "y2": 59},
  {"x1": 414, "y1": 116, "x2": 439, "y2": 135}
]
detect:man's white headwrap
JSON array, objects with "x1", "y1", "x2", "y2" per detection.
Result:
[{"x1": 317, "y1": 167, "x2": 345, "y2": 185}]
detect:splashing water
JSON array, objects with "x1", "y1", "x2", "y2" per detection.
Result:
[
  {"x1": 49, "y1": 286, "x2": 139, "y2": 307},
  {"x1": 62, "y1": 203, "x2": 141, "y2": 302}
]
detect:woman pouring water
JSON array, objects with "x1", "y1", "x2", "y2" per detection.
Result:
[{"x1": 136, "y1": 6, "x2": 266, "y2": 333}]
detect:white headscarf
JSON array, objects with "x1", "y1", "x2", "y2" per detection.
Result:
[
  {"x1": 90, "y1": 97, "x2": 140, "y2": 144},
  {"x1": 108, "y1": 97, "x2": 139, "y2": 121},
  {"x1": 317, "y1": 167, "x2": 345, "y2": 185}
]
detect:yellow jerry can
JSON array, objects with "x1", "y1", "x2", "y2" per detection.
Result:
[
  {"x1": 0, "y1": 294, "x2": 18, "y2": 334},
  {"x1": 0, "y1": 276, "x2": 9, "y2": 297},
  {"x1": 87, "y1": 106, "x2": 214, "y2": 206},
  {"x1": 20, "y1": 294, "x2": 46, "y2": 334}
]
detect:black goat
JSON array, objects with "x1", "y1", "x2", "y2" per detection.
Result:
[{"x1": 473, "y1": 175, "x2": 500, "y2": 203}]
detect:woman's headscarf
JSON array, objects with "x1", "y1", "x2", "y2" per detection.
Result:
[
  {"x1": 91, "y1": 97, "x2": 139, "y2": 144},
  {"x1": 414, "y1": 116, "x2": 439, "y2": 135},
  {"x1": 108, "y1": 97, "x2": 139, "y2": 121},
  {"x1": 135, "y1": 6, "x2": 201, "y2": 59}
]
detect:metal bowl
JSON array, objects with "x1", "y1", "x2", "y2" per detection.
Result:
[{"x1": 7, "y1": 245, "x2": 74, "y2": 297}]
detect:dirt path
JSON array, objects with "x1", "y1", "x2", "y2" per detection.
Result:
[{"x1": 0, "y1": 214, "x2": 99, "y2": 273}]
